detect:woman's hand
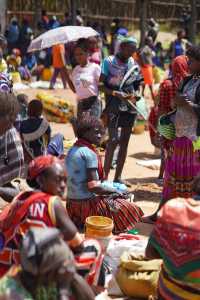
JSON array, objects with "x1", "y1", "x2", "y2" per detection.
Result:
[
  {"x1": 113, "y1": 91, "x2": 136, "y2": 103},
  {"x1": 128, "y1": 95, "x2": 137, "y2": 103},
  {"x1": 71, "y1": 273, "x2": 95, "y2": 300},
  {"x1": 175, "y1": 94, "x2": 189, "y2": 107},
  {"x1": 113, "y1": 91, "x2": 129, "y2": 100}
]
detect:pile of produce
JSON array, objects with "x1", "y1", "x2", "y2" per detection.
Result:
[{"x1": 37, "y1": 92, "x2": 74, "y2": 123}]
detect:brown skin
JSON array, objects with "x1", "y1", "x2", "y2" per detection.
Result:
[
  {"x1": 18, "y1": 259, "x2": 95, "y2": 300},
  {"x1": 170, "y1": 30, "x2": 186, "y2": 59},
  {"x1": 145, "y1": 239, "x2": 161, "y2": 259},
  {"x1": 38, "y1": 162, "x2": 67, "y2": 198},
  {"x1": 71, "y1": 273, "x2": 95, "y2": 300},
  {"x1": 81, "y1": 124, "x2": 122, "y2": 195},
  {"x1": 100, "y1": 42, "x2": 138, "y2": 182},
  {"x1": 50, "y1": 44, "x2": 75, "y2": 92},
  {"x1": 143, "y1": 55, "x2": 200, "y2": 223},
  {"x1": 37, "y1": 163, "x2": 82, "y2": 246},
  {"x1": 100, "y1": 42, "x2": 137, "y2": 102},
  {"x1": 74, "y1": 47, "x2": 88, "y2": 67}
]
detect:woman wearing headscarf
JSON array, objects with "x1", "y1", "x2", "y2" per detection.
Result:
[
  {"x1": 163, "y1": 46, "x2": 200, "y2": 202},
  {"x1": 156, "y1": 55, "x2": 189, "y2": 179},
  {"x1": 0, "y1": 227, "x2": 95, "y2": 300},
  {"x1": 0, "y1": 155, "x2": 102, "y2": 284},
  {"x1": 158, "y1": 55, "x2": 189, "y2": 120}
]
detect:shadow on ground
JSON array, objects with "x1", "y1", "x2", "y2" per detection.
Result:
[
  {"x1": 127, "y1": 177, "x2": 157, "y2": 185},
  {"x1": 127, "y1": 177, "x2": 162, "y2": 203},
  {"x1": 129, "y1": 152, "x2": 160, "y2": 160},
  {"x1": 134, "y1": 189, "x2": 161, "y2": 203}
]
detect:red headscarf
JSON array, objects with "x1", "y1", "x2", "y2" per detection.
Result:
[
  {"x1": 28, "y1": 155, "x2": 60, "y2": 180},
  {"x1": 171, "y1": 55, "x2": 189, "y2": 89}
]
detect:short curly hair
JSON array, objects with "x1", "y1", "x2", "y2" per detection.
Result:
[
  {"x1": 76, "y1": 113, "x2": 104, "y2": 138},
  {"x1": 186, "y1": 45, "x2": 200, "y2": 61},
  {"x1": 28, "y1": 99, "x2": 43, "y2": 117}
]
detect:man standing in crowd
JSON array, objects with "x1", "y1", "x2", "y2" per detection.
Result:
[{"x1": 100, "y1": 37, "x2": 143, "y2": 186}]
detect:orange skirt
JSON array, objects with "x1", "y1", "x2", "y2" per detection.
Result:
[{"x1": 141, "y1": 65, "x2": 154, "y2": 85}]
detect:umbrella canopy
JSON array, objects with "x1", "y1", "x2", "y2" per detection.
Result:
[{"x1": 28, "y1": 26, "x2": 99, "y2": 52}]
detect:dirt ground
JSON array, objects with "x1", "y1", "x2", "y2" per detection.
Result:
[{"x1": 9, "y1": 86, "x2": 161, "y2": 237}]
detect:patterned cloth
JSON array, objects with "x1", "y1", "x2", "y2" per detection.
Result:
[
  {"x1": 20, "y1": 117, "x2": 51, "y2": 160},
  {"x1": 67, "y1": 195, "x2": 143, "y2": 234},
  {"x1": 158, "y1": 55, "x2": 188, "y2": 117},
  {"x1": 172, "y1": 55, "x2": 188, "y2": 89},
  {"x1": 158, "y1": 79, "x2": 176, "y2": 116},
  {"x1": 175, "y1": 78, "x2": 200, "y2": 141},
  {"x1": 66, "y1": 139, "x2": 143, "y2": 233},
  {"x1": 149, "y1": 197, "x2": 200, "y2": 299},
  {"x1": 0, "y1": 127, "x2": 24, "y2": 186},
  {"x1": 0, "y1": 191, "x2": 57, "y2": 276},
  {"x1": 0, "y1": 73, "x2": 13, "y2": 93},
  {"x1": 163, "y1": 67, "x2": 200, "y2": 201},
  {"x1": 163, "y1": 137, "x2": 200, "y2": 200},
  {"x1": 158, "y1": 266, "x2": 200, "y2": 300}
]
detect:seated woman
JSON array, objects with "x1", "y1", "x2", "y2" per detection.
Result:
[
  {"x1": 0, "y1": 155, "x2": 102, "y2": 283},
  {"x1": 20, "y1": 99, "x2": 51, "y2": 163},
  {"x1": 66, "y1": 115, "x2": 143, "y2": 233},
  {"x1": 0, "y1": 227, "x2": 95, "y2": 300},
  {"x1": 146, "y1": 174, "x2": 200, "y2": 299},
  {"x1": 7, "y1": 48, "x2": 31, "y2": 81},
  {"x1": 22, "y1": 52, "x2": 44, "y2": 81}
]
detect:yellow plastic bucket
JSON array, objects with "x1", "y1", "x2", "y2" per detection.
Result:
[
  {"x1": 85, "y1": 216, "x2": 114, "y2": 238},
  {"x1": 41, "y1": 67, "x2": 53, "y2": 81}
]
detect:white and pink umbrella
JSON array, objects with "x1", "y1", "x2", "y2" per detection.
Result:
[{"x1": 28, "y1": 26, "x2": 99, "y2": 52}]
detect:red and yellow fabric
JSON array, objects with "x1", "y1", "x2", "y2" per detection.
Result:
[
  {"x1": 28, "y1": 155, "x2": 60, "y2": 180},
  {"x1": 0, "y1": 191, "x2": 57, "y2": 277},
  {"x1": 149, "y1": 198, "x2": 200, "y2": 299},
  {"x1": 67, "y1": 195, "x2": 143, "y2": 234}
]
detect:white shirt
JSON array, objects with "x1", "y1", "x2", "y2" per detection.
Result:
[{"x1": 71, "y1": 63, "x2": 101, "y2": 101}]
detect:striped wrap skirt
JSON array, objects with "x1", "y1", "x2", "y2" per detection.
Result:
[{"x1": 67, "y1": 195, "x2": 143, "y2": 234}]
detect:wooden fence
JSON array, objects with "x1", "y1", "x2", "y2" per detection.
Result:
[{"x1": 6, "y1": 0, "x2": 200, "y2": 28}]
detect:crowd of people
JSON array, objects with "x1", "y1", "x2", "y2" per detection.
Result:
[{"x1": 0, "y1": 8, "x2": 199, "y2": 299}]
